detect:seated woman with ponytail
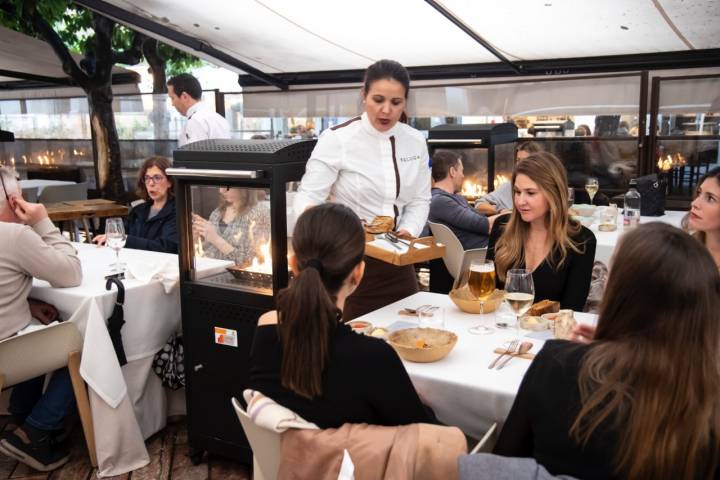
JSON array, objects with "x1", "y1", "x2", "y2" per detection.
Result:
[{"x1": 248, "y1": 203, "x2": 437, "y2": 428}]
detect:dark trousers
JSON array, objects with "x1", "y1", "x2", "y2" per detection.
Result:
[{"x1": 9, "y1": 368, "x2": 75, "y2": 431}]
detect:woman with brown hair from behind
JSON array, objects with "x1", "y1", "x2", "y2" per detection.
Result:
[
  {"x1": 495, "y1": 222, "x2": 720, "y2": 479},
  {"x1": 248, "y1": 203, "x2": 437, "y2": 428}
]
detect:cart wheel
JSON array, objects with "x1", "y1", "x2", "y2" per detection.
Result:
[{"x1": 188, "y1": 448, "x2": 205, "y2": 465}]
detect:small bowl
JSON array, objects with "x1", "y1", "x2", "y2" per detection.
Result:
[
  {"x1": 541, "y1": 312, "x2": 559, "y2": 323},
  {"x1": 571, "y1": 204, "x2": 596, "y2": 217},
  {"x1": 346, "y1": 320, "x2": 373, "y2": 335},
  {"x1": 519, "y1": 315, "x2": 550, "y2": 331},
  {"x1": 449, "y1": 287, "x2": 504, "y2": 314},
  {"x1": 387, "y1": 328, "x2": 458, "y2": 363}
]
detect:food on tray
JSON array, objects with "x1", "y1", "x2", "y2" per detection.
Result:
[
  {"x1": 364, "y1": 216, "x2": 395, "y2": 234},
  {"x1": 553, "y1": 309, "x2": 577, "y2": 340},
  {"x1": 528, "y1": 299, "x2": 560, "y2": 317}
]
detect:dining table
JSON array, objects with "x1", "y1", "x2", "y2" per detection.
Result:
[
  {"x1": 587, "y1": 209, "x2": 686, "y2": 265},
  {"x1": 356, "y1": 291, "x2": 597, "y2": 441},
  {"x1": 27, "y1": 243, "x2": 231, "y2": 477}
]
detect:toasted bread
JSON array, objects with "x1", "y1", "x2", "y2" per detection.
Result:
[
  {"x1": 365, "y1": 216, "x2": 395, "y2": 234},
  {"x1": 528, "y1": 299, "x2": 560, "y2": 317}
]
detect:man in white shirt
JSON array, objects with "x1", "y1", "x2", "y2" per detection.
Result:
[{"x1": 167, "y1": 73, "x2": 231, "y2": 147}]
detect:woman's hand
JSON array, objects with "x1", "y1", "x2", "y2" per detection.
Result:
[
  {"x1": 192, "y1": 214, "x2": 219, "y2": 244},
  {"x1": 571, "y1": 324, "x2": 596, "y2": 344},
  {"x1": 93, "y1": 234, "x2": 107, "y2": 246}
]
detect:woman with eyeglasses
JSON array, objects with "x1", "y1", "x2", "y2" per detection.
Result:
[{"x1": 94, "y1": 156, "x2": 178, "y2": 253}]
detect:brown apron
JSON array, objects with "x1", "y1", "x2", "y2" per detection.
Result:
[{"x1": 342, "y1": 256, "x2": 418, "y2": 321}]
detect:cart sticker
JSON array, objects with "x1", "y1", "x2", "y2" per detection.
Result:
[{"x1": 214, "y1": 327, "x2": 238, "y2": 347}]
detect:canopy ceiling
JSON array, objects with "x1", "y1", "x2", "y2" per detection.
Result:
[{"x1": 78, "y1": 0, "x2": 720, "y2": 88}]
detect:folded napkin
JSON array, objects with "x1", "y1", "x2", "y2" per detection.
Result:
[
  {"x1": 125, "y1": 259, "x2": 179, "y2": 294},
  {"x1": 243, "y1": 389, "x2": 318, "y2": 432}
]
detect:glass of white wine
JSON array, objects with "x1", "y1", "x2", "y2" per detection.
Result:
[
  {"x1": 467, "y1": 259, "x2": 496, "y2": 335},
  {"x1": 585, "y1": 177, "x2": 599, "y2": 204},
  {"x1": 105, "y1": 217, "x2": 127, "y2": 273},
  {"x1": 504, "y1": 269, "x2": 535, "y2": 335}
]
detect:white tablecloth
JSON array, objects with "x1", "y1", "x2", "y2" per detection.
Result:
[
  {"x1": 19, "y1": 179, "x2": 75, "y2": 195},
  {"x1": 589, "y1": 210, "x2": 686, "y2": 265},
  {"x1": 358, "y1": 292, "x2": 596, "y2": 440},
  {"x1": 30, "y1": 243, "x2": 230, "y2": 477}
]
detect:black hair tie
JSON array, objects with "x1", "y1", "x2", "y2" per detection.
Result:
[{"x1": 305, "y1": 258, "x2": 324, "y2": 275}]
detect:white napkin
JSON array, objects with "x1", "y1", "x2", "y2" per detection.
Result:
[
  {"x1": 125, "y1": 260, "x2": 179, "y2": 294},
  {"x1": 367, "y1": 237, "x2": 430, "y2": 254},
  {"x1": 243, "y1": 389, "x2": 318, "y2": 432}
]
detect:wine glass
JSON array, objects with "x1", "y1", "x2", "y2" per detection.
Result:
[
  {"x1": 567, "y1": 187, "x2": 575, "y2": 208},
  {"x1": 504, "y1": 269, "x2": 535, "y2": 337},
  {"x1": 105, "y1": 217, "x2": 127, "y2": 273},
  {"x1": 585, "y1": 177, "x2": 599, "y2": 204},
  {"x1": 467, "y1": 259, "x2": 496, "y2": 335}
]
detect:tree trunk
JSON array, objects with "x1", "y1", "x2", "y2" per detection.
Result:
[
  {"x1": 143, "y1": 38, "x2": 170, "y2": 141},
  {"x1": 88, "y1": 86, "x2": 125, "y2": 200}
]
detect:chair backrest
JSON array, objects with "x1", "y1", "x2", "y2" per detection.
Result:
[
  {"x1": 428, "y1": 222, "x2": 466, "y2": 279},
  {"x1": 0, "y1": 322, "x2": 82, "y2": 388},
  {"x1": 38, "y1": 182, "x2": 88, "y2": 204},
  {"x1": 21, "y1": 186, "x2": 39, "y2": 203},
  {"x1": 231, "y1": 397, "x2": 281, "y2": 480}
]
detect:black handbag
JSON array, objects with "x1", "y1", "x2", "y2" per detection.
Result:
[
  {"x1": 152, "y1": 334, "x2": 185, "y2": 390},
  {"x1": 635, "y1": 174, "x2": 666, "y2": 216}
]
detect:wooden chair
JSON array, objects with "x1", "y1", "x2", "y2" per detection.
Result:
[
  {"x1": 428, "y1": 222, "x2": 487, "y2": 280},
  {"x1": 0, "y1": 322, "x2": 97, "y2": 467},
  {"x1": 231, "y1": 397, "x2": 281, "y2": 480}
]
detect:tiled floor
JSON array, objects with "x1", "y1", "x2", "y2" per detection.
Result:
[{"x1": 0, "y1": 416, "x2": 251, "y2": 480}]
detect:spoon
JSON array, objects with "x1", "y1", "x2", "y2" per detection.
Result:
[{"x1": 496, "y1": 341, "x2": 533, "y2": 370}]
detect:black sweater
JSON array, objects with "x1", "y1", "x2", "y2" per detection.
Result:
[
  {"x1": 123, "y1": 198, "x2": 178, "y2": 253},
  {"x1": 248, "y1": 323, "x2": 438, "y2": 429},
  {"x1": 495, "y1": 340, "x2": 720, "y2": 479},
  {"x1": 487, "y1": 214, "x2": 596, "y2": 311}
]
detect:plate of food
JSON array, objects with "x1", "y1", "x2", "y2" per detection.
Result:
[{"x1": 387, "y1": 328, "x2": 458, "y2": 363}]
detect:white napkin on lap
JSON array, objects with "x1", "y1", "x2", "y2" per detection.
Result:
[
  {"x1": 243, "y1": 389, "x2": 318, "y2": 432},
  {"x1": 125, "y1": 260, "x2": 179, "y2": 294}
]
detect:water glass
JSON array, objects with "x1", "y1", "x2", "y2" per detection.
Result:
[
  {"x1": 419, "y1": 307, "x2": 445, "y2": 330},
  {"x1": 106, "y1": 217, "x2": 127, "y2": 273}
]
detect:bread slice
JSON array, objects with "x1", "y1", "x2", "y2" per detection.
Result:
[
  {"x1": 528, "y1": 299, "x2": 560, "y2": 317},
  {"x1": 365, "y1": 216, "x2": 395, "y2": 234}
]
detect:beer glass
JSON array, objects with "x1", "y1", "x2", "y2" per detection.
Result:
[{"x1": 468, "y1": 259, "x2": 496, "y2": 335}]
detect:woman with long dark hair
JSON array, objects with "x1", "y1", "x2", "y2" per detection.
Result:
[
  {"x1": 248, "y1": 203, "x2": 436, "y2": 428},
  {"x1": 293, "y1": 59, "x2": 431, "y2": 320},
  {"x1": 688, "y1": 166, "x2": 720, "y2": 269},
  {"x1": 487, "y1": 152, "x2": 596, "y2": 311},
  {"x1": 495, "y1": 222, "x2": 720, "y2": 479}
]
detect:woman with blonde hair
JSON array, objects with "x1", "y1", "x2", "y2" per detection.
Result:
[
  {"x1": 486, "y1": 152, "x2": 595, "y2": 311},
  {"x1": 192, "y1": 187, "x2": 270, "y2": 265},
  {"x1": 495, "y1": 222, "x2": 720, "y2": 479}
]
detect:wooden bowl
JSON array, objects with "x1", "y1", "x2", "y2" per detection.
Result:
[
  {"x1": 388, "y1": 328, "x2": 458, "y2": 363},
  {"x1": 448, "y1": 287, "x2": 504, "y2": 314}
]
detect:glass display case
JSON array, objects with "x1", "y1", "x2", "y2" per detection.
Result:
[
  {"x1": 427, "y1": 123, "x2": 518, "y2": 202},
  {"x1": 168, "y1": 138, "x2": 314, "y2": 465}
]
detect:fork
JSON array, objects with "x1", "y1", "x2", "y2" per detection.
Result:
[
  {"x1": 385, "y1": 232, "x2": 411, "y2": 248},
  {"x1": 488, "y1": 340, "x2": 519, "y2": 369},
  {"x1": 402, "y1": 305, "x2": 438, "y2": 315}
]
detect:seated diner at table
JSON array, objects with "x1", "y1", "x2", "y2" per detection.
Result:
[
  {"x1": 192, "y1": 187, "x2": 270, "y2": 265},
  {"x1": 93, "y1": 156, "x2": 178, "y2": 253},
  {"x1": 248, "y1": 203, "x2": 438, "y2": 428},
  {"x1": 486, "y1": 152, "x2": 596, "y2": 311},
  {"x1": 687, "y1": 166, "x2": 720, "y2": 270},
  {"x1": 493, "y1": 222, "x2": 720, "y2": 479}
]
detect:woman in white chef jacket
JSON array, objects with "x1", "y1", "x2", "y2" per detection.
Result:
[{"x1": 294, "y1": 59, "x2": 431, "y2": 320}]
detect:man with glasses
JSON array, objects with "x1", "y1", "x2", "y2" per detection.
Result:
[{"x1": 0, "y1": 166, "x2": 82, "y2": 471}]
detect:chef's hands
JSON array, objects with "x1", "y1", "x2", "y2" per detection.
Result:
[
  {"x1": 11, "y1": 196, "x2": 48, "y2": 226},
  {"x1": 192, "y1": 214, "x2": 219, "y2": 243},
  {"x1": 28, "y1": 299, "x2": 59, "y2": 325},
  {"x1": 396, "y1": 229, "x2": 412, "y2": 239}
]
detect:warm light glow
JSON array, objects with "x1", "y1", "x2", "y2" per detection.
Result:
[
  {"x1": 657, "y1": 153, "x2": 686, "y2": 172},
  {"x1": 461, "y1": 180, "x2": 487, "y2": 198},
  {"x1": 494, "y1": 174, "x2": 510, "y2": 188},
  {"x1": 246, "y1": 240, "x2": 272, "y2": 274}
]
